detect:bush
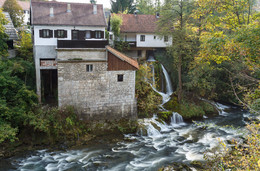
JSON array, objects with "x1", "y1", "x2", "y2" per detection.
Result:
[{"x1": 204, "y1": 122, "x2": 260, "y2": 170}]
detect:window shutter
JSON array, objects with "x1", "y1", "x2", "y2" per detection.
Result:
[
  {"x1": 101, "y1": 31, "x2": 104, "y2": 39},
  {"x1": 91, "y1": 31, "x2": 95, "y2": 38},
  {"x1": 54, "y1": 30, "x2": 58, "y2": 38},
  {"x1": 39, "y1": 30, "x2": 43, "y2": 38},
  {"x1": 64, "y1": 30, "x2": 67, "y2": 38},
  {"x1": 79, "y1": 31, "x2": 86, "y2": 40},
  {"x1": 49, "y1": 30, "x2": 53, "y2": 38}
]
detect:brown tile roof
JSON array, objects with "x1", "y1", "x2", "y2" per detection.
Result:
[
  {"x1": 106, "y1": 46, "x2": 139, "y2": 70},
  {"x1": 113, "y1": 14, "x2": 159, "y2": 33},
  {"x1": 31, "y1": 0, "x2": 107, "y2": 27},
  {"x1": 17, "y1": 1, "x2": 29, "y2": 11},
  {"x1": 0, "y1": 0, "x2": 29, "y2": 10}
]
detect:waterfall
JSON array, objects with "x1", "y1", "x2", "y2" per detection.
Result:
[
  {"x1": 150, "y1": 64, "x2": 173, "y2": 105},
  {"x1": 161, "y1": 64, "x2": 173, "y2": 95},
  {"x1": 171, "y1": 112, "x2": 184, "y2": 125}
]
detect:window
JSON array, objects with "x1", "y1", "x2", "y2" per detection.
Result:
[
  {"x1": 54, "y1": 30, "x2": 67, "y2": 38},
  {"x1": 117, "y1": 74, "x2": 124, "y2": 82},
  {"x1": 138, "y1": 50, "x2": 142, "y2": 57},
  {"x1": 164, "y1": 36, "x2": 168, "y2": 42},
  {"x1": 85, "y1": 31, "x2": 91, "y2": 39},
  {"x1": 86, "y1": 64, "x2": 93, "y2": 72},
  {"x1": 154, "y1": 36, "x2": 156, "y2": 39},
  {"x1": 125, "y1": 35, "x2": 127, "y2": 41},
  {"x1": 95, "y1": 31, "x2": 102, "y2": 39},
  {"x1": 140, "y1": 35, "x2": 145, "y2": 41},
  {"x1": 72, "y1": 30, "x2": 79, "y2": 40},
  {"x1": 40, "y1": 29, "x2": 53, "y2": 38}
]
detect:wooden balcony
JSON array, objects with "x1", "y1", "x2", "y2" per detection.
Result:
[{"x1": 57, "y1": 40, "x2": 108, "y2": 49}]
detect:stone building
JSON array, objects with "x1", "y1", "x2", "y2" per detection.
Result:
[
  {"x1": 31, "y1": 0, "x2": 139, "y2": 121},
  {"x1": 58, "y1": 46, "x2": 139, "y2": 121}
]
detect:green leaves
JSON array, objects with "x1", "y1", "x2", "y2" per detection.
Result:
[{"x1": 3, "y1": 0, "x2": 24, "y2": 28}]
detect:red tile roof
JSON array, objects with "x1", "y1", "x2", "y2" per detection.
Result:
[
  {"x1": 113, "y1": 14, "x2": 159, "y2": 33},
  {"x1": 106, "y1": 46, "x2": 139, "y2": 70},
  {"x1": 31, "y1": 0, "x2": 107, "y2": 27},
  {"x1": 0, "y1": 0, "x2": 29, "y2": 10}
]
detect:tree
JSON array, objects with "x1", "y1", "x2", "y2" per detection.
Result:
[
  {"x1": 192, "y1": 0, "x2": 260, "y2": 112},
  {"x1": 111, "y1": 0, "x2": 136, "y2": 14},
  {"x1": 136, "y1": 0, "x2": 156, "y2": 15},
  {"x1": 17, "y1": 31, "x2": 33, "y2": 62},
  {"x1": 3, "y1": 0, "x2": 24, "y2": 28},
  {"x1": 0, "y1": 9, "x2": 8, "y2": 58},
  {"x1": 157, "y1": 0, "x2": 197, "y2": 102},
  {"x1": 90, "y1": 0, "x2": 96, "y2": 4}
]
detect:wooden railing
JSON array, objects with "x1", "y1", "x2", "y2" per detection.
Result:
[{"x1": 57, "y1": 40, "x2": 108, "y2": 48}]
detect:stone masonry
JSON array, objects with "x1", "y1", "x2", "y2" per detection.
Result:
[{"x1": 57, "y1": 49, "x2": 137, "y2": 121}]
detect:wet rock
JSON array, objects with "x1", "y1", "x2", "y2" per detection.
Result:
[
  {"x1": 151, "y1": 122, "x2": 161, "y2": 132},
  {"x1": 190, "y1": 160, "x2": 205, "y2": 169},
  {"x1": 160, "y1": 162, "x2": 192, "y2": 171},
  {"x1": 157, "y1": 111, "x2": 173, "y2": 123}
]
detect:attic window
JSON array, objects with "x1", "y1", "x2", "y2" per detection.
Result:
[
  {"x1": 95, "y1": 31, "x2": 102, "y2": 39},
  {"x1": 55, "y1": 30, "x2": 67, "y2": 38},
  {"x1": 40, "y1": 29, "x2": 53, "y2": 38},
  {"x1": 117, "y1": 74, "x2": 124, "y2": 82},
  {"x1": 86, "y1": 64, "x2": 93, "y2": 72}
]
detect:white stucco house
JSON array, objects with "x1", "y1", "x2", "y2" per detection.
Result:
[{"x1": 109, "y1": 13, "x2": 172, "y2": 60}]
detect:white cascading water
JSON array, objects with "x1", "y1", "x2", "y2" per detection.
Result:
[
  {"x1": 161, "y1": 64, "x2": 173, "y2": 96},
  {"x1": 171, "y1": 112, "x2": 184, "y2": 125}
]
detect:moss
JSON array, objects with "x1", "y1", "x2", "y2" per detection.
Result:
[
  {"x1": 179, "y1": 102, "x2": 205, "y2": 120},
  {"x1": 200, "y1": 101, "x2": 218, "y2": 116},
  {"x1": 163, "y1": 93, "x2": 179, "y2": 111},
  {"x1": 157, "y1": 111, "x2": 172, "y2": 123}
]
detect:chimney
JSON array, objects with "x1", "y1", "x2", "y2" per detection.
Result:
[
  {"x1": 50, "y1": 7, "x2": 54, "y2": 17},
  {"x1": 67, "y1": 4, "x2": 71, "y2": 13},
  {"x1": 93, "y1": 4, "x2": 97, "y2": 14},
  {"x1": 156, "y1": 12, "x2": 160, "y2": 18}
]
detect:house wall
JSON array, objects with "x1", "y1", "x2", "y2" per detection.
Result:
[
  {"x1": 57, "y1": 48, "x2": 106, "y2": 61},
  {"x1": 57, "y1": 60, "x2": 137, "y2": 121},
  {"x1": 123, "y1": 33, "x2": 136, "y2": 41},
  {"x1": 136, "y1": 33, "x2": 172, "y2": 48},
  {"x1": 34, "y1": 25, "x2": 106, "y2": 46}
]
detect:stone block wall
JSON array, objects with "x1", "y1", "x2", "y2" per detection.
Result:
[{"x1": 58, "y1": 61, "x2": 137, "y2": 121}]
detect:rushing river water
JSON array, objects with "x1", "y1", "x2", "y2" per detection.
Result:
[{"x1": 1, "y1": 103, "x2": 251, "y2": 171}]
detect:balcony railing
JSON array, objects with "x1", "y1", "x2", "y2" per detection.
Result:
[
  {"x1": 57, "y1": 40, "x2": 108, "y2": 49},
  {"x1": 127, "y1": 41, "x2": 136, "y2": 47}
]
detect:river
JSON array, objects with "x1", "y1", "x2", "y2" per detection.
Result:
[{"x1": 1, "y1": 102, "x2": 251, "y2": 171}]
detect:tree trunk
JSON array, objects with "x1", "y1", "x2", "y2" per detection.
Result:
[{"x1": 178, "y1": 55, "x2": 182, "y2": 102}]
